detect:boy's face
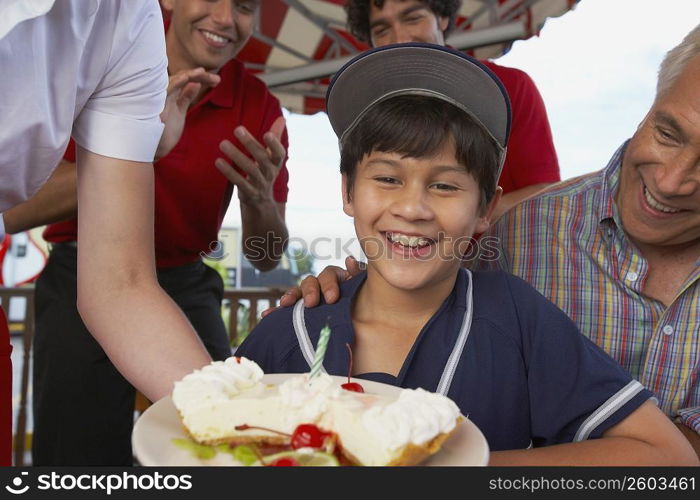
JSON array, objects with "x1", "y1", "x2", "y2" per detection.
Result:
[
  {"x1": 162, "y1": 0, "x2": 259, "y2": 72},
  {"x1": 343, "y1": 140, "x2": 499, "y2": 291},
  {"x1": 369, "y1": 0, "x2": 449, "y2": 47}
]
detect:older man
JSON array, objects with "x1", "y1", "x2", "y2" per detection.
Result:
[
  {"x1": 344, "y1": 0, "x2": 560, "y2": 218},
  {"x1": 286, "y1": 24, "x2": 700, "y2": 457},
  {"x1": 474, "y1": 24, "x2": 700, "y2": 456}
]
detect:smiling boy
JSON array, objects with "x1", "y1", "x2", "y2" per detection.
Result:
[
  {"x1": 235, "y1": 44, "x2": 696, "y2": 464},
  {"x1": 344, "y1": 0, "x2": 560, "y2": 220}
]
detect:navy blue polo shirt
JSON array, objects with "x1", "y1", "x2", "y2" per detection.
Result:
[{"x1": 236, "y1": 269, "x2": 653, "y2": 451}]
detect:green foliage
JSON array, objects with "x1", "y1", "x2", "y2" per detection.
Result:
[
  {"x1": 235, "y1": 302, "x2": 251, "y2": 346},
  {"x1": 221, "y1": 299, "x2": 253, "y2": 347}
]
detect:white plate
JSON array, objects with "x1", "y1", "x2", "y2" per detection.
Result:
[{"x1": 132, "y1": 374, "x2": 490, "y2": 466}]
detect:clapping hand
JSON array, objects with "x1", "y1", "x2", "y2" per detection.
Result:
[
  {"x1": 156, "y1": 67, "x2": 221, "y2": 160},
  {"x1": 215, "y1": 116, "x2": 287, "y2": 207}
]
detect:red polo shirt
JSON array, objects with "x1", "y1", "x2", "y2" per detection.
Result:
[
  {"x1": 482, "y1": 61, "x2": 560, "y2": 193},
  {"x1": 44, "y1": 58, "x2": 289, "y2": 268}
]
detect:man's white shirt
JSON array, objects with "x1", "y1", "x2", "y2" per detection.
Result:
[
  {"x1": 0, "y1": 0, "x2": 55, "y2": 39},
  {"x1": 0, "y1": 0, "x2": 168, "y2": 233}
]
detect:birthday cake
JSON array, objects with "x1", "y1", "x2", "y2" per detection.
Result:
[{"x1": 171, "y1": 356, "x2": 462, "y2": 466}]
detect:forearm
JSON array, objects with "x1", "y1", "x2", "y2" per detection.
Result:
[
  {"x1": 492, "y1": 182, "x2": 551, "y2": 222},
  {"x1": 3, "y1": 161, "x2": 77, "y2": 234},
  {"x1": 676, "y1": 423, "x2": 700, "y2": 459},
  {"x1": 491, "y1": 401, "x2": 698, "y2": 466},
  {"x1": 76, "y1": 148, "x2": 211, "y2": 401},
  {"x1": 78, "y1": 277, "x2": 211, "y2": 401},
  {"x1": 489, "y1": 437, "x2": 698, "y2": 466},
  {"x1": 240, "y1": 200, "x2": 288, "y2": 272}
]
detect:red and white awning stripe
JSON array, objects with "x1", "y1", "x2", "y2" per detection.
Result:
[{"x1": 238, "y1": 0, "x2": 580, "y2": 114}]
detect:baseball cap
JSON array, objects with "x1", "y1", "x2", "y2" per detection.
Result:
[{"x1": 326, "y1": 43, "x2": 511, "y2": 157}]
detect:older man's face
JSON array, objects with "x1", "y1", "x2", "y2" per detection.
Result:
[
  {"x1": 369, "y1": 0, "x2": 449, "y2": 47},
  {"x1": 616, "y1": 54, "x2": 700, "y2": 252}
]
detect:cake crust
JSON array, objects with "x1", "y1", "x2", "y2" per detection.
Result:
[{"x1": 180, "y1": 415, "x2": 463, "y2": 466}]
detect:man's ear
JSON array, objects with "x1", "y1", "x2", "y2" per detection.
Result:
[
  {"x1": 475, "y1": 186, "x2": 503, "y2": 234},
  {"x1": 161, "y1": 0, "x2": 174, "y2": 12},
  {"x1": 342, "y1": 174, "x2": 354, "y2": 217}
]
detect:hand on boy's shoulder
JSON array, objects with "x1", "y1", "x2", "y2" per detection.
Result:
[{"x1": 264, "y1": 256, "x2": 366, "y2": 316}]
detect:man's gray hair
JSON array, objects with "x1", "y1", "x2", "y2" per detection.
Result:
[{"x1": 657, "y1": 24, "x2": 700, "y2": 98}]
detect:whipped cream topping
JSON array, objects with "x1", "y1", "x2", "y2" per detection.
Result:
[
  {"x1": 277, "y1": 373, "x2": 341, "y2": 426},
  {"x1": 361, "y1": 388, "x2": 460, "y2": 451},
  {"x1": 172, "y1": 357, "x2": 462, "y2": 464},
  {"x1": 172, "y1": 356, "x2": 264, "y2": 414}
]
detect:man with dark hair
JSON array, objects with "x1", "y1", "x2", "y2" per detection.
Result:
[
  {"x1": 346, "y1": 0, "x2": 462, "y2": 42},
  {"x1": 5, "y1": 0, "x2": 290, "y2": 465},
  {"x1": 343, "y1": 0, "x2": 560, "y2": 220}
]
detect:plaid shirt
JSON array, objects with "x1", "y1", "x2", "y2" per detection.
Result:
[{"x1": 475, "y1": 142, "x2": 700, "y2": 433}]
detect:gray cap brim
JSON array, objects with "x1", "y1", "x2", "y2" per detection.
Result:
[{"x1": 326, "y1": 43, "x2": 511, "y2": 152}]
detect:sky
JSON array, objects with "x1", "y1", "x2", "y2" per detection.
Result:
[{"x1": 224, "y1": 0, "x2": 700, "y2": 272}]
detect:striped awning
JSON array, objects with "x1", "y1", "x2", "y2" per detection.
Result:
[{"x1": 238, "y1": 0, "x2": 580, "y2": 114}]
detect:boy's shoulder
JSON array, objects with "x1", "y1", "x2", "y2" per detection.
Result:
[
  {"x1": 254, "y1": 272, "x2": 364, "y2": 337},
  {"x1": 298, "y1": 272, "x2": 365, "y2": 334},
  {"x1": 469, "y1": 269, "x2": 520, "y2": 329},
  {"x1": 236, "y1": 301, "x2": 298, "y2": 360},
  {"x1": 470, "y1": 268, "x2": 543, "y2": 310},
  {"x1": 469, "y1": 269, "x2": 573, "y2": 338}
]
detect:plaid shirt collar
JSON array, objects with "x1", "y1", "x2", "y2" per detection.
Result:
[{"x1": 597, "y1": 141, "x2": 630, "y2": 239}]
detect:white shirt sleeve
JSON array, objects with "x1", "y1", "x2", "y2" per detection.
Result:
[
  {"x1": 0, "y1": 0, "x2": 55, "y2": 40},
  {"x1": 72, "y1": 0, "x2": 168, "y2": 163}
]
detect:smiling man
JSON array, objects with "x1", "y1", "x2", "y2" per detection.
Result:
[
  {"x1": 344, "y1": 0, "x2": 561, "y2": 219},
  {"x1": 476, "y1": 24, "x2": 700, "y2": 457},
  {"x1": 3, "y1": 0, "x2": 290, "y2": 465}
]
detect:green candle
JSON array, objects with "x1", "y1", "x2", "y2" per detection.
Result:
[{"x1": 310, "y1": 322, "x2": 331, "y2": 378}]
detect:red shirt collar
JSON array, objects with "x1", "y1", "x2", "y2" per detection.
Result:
[{"x1": 207, "y1": 61, "x2": 236, "y2": 108}]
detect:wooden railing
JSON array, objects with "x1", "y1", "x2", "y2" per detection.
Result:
[
  {"x1": 223, "y1": 287, "x2": 287, "y2": 346},
  {"x1": 0, "y1": 285, "x2": 287, "y2": 466}
]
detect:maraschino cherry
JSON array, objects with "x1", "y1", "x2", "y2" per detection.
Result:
[
  {"x1": 341, "y1": 343, "x2": 364, "y2": 393},
  {"x1": 291, "y1": 424, "x2": 334, "y2": 449},
  {"x1": 267, "y1": 457, "x2": 299, "y2": 467},
  {"x1": 236, "y1": 423, "x2": 334, "y2": 451}
]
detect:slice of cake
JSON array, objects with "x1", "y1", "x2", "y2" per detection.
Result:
[{"x1": 172, "y1": 356, "x2": 462, "y2": 466}]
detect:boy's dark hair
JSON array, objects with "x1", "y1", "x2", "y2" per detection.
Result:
[
  {"x1": 340, "y1": 95, "x2": 500, "y2": 211},
  {"x1": 345, "y1": 0, "x2": 462, "y2": 44}
]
